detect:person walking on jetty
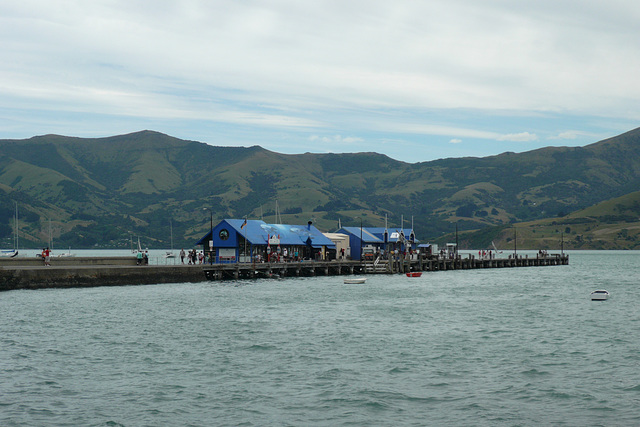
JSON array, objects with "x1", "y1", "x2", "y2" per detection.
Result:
[
  {"x1": 136, "y1": 250, "x2": 143, "y2": 265},
  {"x1": 43, "y1": 247, "x2": 51, "y2": 266},
  {"x1": 180, "y1": 248, "x2": 185, "y2": 264}
]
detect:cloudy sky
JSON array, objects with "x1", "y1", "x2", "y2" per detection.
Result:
[{"x1": 2, "y1": 1, "x2": 639, "y2": 162}]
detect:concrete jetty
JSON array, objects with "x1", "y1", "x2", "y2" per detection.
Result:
[{"x1": 0, "y1": 256, "x2": 204, "y2": 291}]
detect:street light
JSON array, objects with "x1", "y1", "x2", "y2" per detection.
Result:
[
  {"x1": 356, "y1": 216, "x2": 363, "y2": 262},
  {"x1": 203, "y1": 208, "x2": 213, "y2": 255}
]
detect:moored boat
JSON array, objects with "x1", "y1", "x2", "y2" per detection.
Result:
[
  {"x1": 56, "y1": 247, "x2": 76, "y2": 258},
  {"x1": 591, "y1": 290, "x2": 609, "y2": 301},
  {"x1": 165, "y1": 220, "x2": 176, "y2": 258},
  {"x1": 2, "y1": 203, "x2": 19, "y2": 258},
  {"x1": 344, "y1": 277, "x2": 367, "y2": 284},
  {"x1": 406, "y1": 272, "x2": 422, "y2": 277}
]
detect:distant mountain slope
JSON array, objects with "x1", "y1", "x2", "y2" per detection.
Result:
[
  {"x1": 1, "y1": 128, "x2": 640, "y2": 249},
  {"x1": 454, "y1": 189, "x2": 640, "y2": 250}
]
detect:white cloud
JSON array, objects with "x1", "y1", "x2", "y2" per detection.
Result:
[
  {"x1": 497, "y1": 132, "x2": 538, "y2": 142},
  {"x1": 309, "y1": 135, "x2": 364, "y2": 144},
  {"x1": 547, "y1": 130, "x2": 599, "y2": 140},
  {"x1": 386, "y1": 123, "x2": 501, "y2": 139},
  {"x1": 1, "y1": 0, "x2": 639, "y2": 160},
  {"x1": 4, "y1": 0, "x2": 640, "y2": 115},
  {"x1": 449, "y1": 139, "x2": 462, "y2": 144}
]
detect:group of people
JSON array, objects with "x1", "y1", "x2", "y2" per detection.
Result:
[
  {"x1": 136, "y1": 250, "x2": 149, "y2": 265},
  {"x1": 478, "y1": 249, "x2": 494, "y2": 260},
  {"x1": 254, "y1": 247, "x2": 303, "y2": 263},
  {"x1": 180, "y1": 248, "x2": 207, "y2": 264},
  {"x1": 40, "y1": 247, "x2": 51, "y2": 266}
]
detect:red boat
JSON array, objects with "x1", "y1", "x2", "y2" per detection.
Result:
[{"x1": 406, "y1": 272, "x2": 422, "y2": 277}]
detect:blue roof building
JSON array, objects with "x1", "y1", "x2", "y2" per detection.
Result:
[
  {"x1": 367, "y1": 227, "x2": 418, "y2": 245},
  {"x1": 196, "y1": 219, "x2": 335, "y2": 263},
  {"x1": 336, "y1": 226, "x2": 419, "y2": 260},
  {"x1": 336, "y1": 226, "x2": 382, "y2": 261}
]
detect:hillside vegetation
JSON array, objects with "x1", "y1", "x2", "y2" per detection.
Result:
[
  {"x1": 1, "y1": 128, "x2": 640, "y2": 249},
  {"x1": 453, "y1": 190, "x2": 640, "y2": 250}
]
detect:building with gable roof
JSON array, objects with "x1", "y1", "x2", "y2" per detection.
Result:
[
  {"x1": 196, "y1": 219, "x2": 336, "y2": 263},
  {"x1": 336, "y1": 226, "x2": 418, "y2": 260}
]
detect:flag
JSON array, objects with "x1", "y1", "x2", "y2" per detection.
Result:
[{"x1": 241, "y1": 219, "x2": 247, "y2": 229}]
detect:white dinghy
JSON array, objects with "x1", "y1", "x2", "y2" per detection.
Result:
[{"x1": 590, "y1": 290, "x2": 609, "y2": 301}]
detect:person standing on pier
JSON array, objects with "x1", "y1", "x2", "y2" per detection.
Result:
[
  {"x1": 44, "y1": 247, "x2": 51, "y2": 266},
  {"x1": 180, "y1": 248, "x2": 185, "y2": 264}
]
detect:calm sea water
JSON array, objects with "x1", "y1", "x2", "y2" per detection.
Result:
[{"x1": 1, "y1": 251, "x2": 639, "y2": 426}]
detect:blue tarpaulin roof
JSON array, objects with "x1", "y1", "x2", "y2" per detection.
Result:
[
  {"x1": 338, "y1": 227, "x2": 419, "y2": 244},
  {"x1": 197, "y1": 219, "x2": 335, "y2": 248},
  {"x1": 338, "y1": 227, "x2": 383, "y2": 243},
  {"x1": 367, "y1": 227, "x2": 419, "y2": 243}
]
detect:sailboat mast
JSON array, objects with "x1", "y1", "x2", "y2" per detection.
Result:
[{"x1": 15, "y1": 203, "x2": 19, "y2": 251}]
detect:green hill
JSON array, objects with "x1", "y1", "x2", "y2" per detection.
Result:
[
  {"x1": 1, "y1": 128, "x2": 640, "y2": 249},
  {"x1": 453, "y1": 190, "x2": 640, "y2": 250}
]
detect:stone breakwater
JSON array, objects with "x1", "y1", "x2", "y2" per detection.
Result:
[{"x1": 0, "y1": 257, "x2": 205, "y2": 291}]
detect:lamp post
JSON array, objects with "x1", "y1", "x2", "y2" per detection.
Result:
[
  {"x1": 203, "y1": 207, "x2": 212, "y2": 256},
  {"x1": 356, "y1": 217, "x2": 363, "y2": 262}
]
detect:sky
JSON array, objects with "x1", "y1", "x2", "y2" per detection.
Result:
[{"x1": 2, "y1": 1, "x2": 640, "y2": 163}]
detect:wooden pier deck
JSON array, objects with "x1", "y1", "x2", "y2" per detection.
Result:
[{"x1": 203, "y1": 254, "x2": 569, "y2": 280}]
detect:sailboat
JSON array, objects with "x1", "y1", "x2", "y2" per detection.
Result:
[
  {"x1": 46, "y1": 219, "x2": 75, "y2": 257},
  {"x1": 56, "y1": 247, "x2": 76, "y2": 258},
  {"x1": 1, "y1": 203, "x2": 19, "y2": 258},
  {"x1": 165, "y1": 220, "x2": 176, "y2": 258}
]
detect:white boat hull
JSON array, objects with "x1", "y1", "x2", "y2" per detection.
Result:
[
  {"x1": 591, "y1": 290, "x2": 609, "y2": 301},
  {"x1": 344, "y1": 278, "x2": 367, "y2": 284}
]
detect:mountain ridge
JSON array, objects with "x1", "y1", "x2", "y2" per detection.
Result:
[{"x1": 1, "y1": 128, "x2": 640, "y2": 249}]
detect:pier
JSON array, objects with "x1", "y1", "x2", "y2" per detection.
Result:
[
  {"x1": 0, "y1": 253, "x2": 568, "y2": 291},
  {"x1": 203, "y1": 253, "x2": 569, "y2": 280}
]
